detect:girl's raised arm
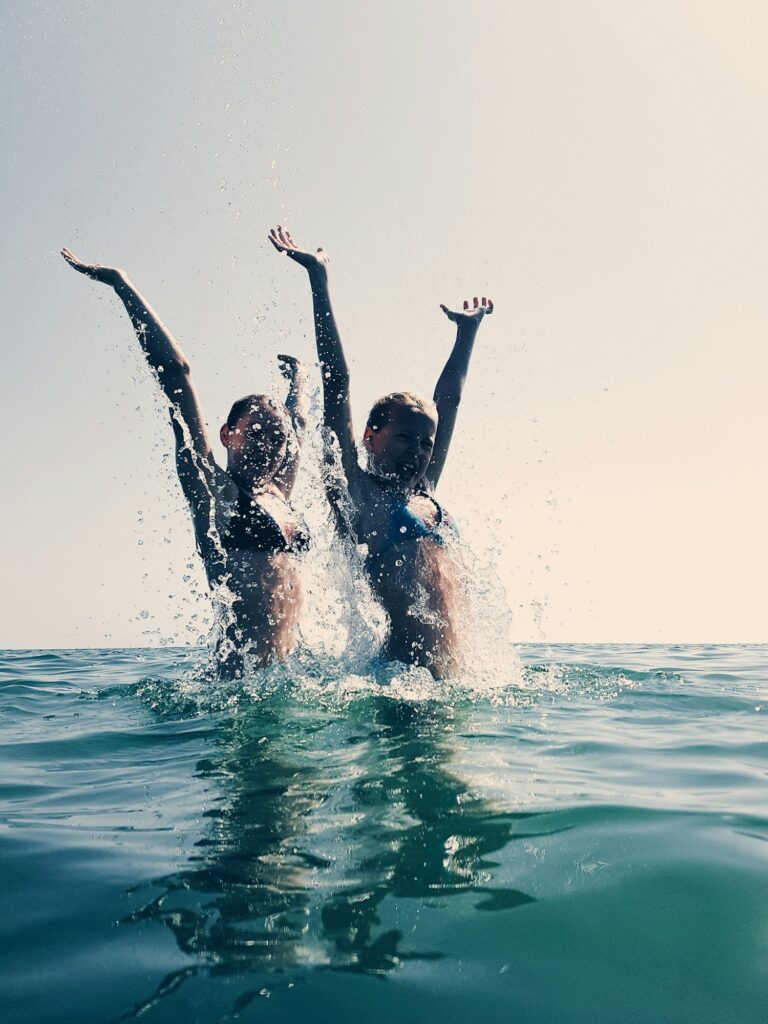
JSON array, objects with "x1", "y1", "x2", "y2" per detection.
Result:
[
  {"x1": 61, "y1": 247, "x2": 217, "y2": 533},
  {"x1": 428, "y1": 296, "x2": 493, "y2": 489},
  {"x1": 268, "y1": 227, "x2": 358, "y2": 484},
  {"x1": 271, "y1": 352, "x2": 307, "y2": 498}
]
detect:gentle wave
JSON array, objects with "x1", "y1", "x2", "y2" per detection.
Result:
[{"x1": 1, "y1": 645, "x2": 767, "y2": 1024}]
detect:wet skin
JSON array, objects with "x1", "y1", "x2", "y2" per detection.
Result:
[
  {"x1": 269, "y1": 223, "x2": 493, "y2": 678},
  {"x1": 208, "y1": 406, "x2": 306, "y2": 672},
  {"x1": 363, "y1": 405, "x2": 437, "y2": 488},
  {"x1": 62, "y1": 247, "x2": 309, "y2": 677},
  {"x1": 354, "y1": 405, "x2": 462, "y2": 676}
]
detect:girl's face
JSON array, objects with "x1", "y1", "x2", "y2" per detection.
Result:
[
  {"x1": 221, "y1": 405, "x2": 289, "y2": 483},
  {"x1": 364, "y1": 404, "x2": 438, "y2": 487}
]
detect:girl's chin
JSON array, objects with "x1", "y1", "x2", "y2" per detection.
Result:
[{"x1": 369, "y1": 460, "x2": 420, "y2": 486}]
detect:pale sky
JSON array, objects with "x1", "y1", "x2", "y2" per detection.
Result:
[{"x1": 2, "y1": 0, "x2": 767, "y2": 647}]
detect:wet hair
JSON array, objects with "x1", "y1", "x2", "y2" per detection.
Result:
[
  {"x1": 226, "y1": 394, "x2": 288, "y2": 430},
  {"x1": 365, "y1": 392, "x2": 438, "y2": 433}
]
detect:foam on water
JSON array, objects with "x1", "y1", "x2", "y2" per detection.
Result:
[{"x1": 124, "y1": 643, "x2": 656, "y2": 720}]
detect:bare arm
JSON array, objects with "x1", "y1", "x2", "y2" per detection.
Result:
[
  {"x1": 428, "y1": 296, "x2": 494, "y2": 489},
  {"x1": 271, "y1": 353, "x2": 307, "y2": 498},
  {"x1": 61, "y1": 248, "x2": 217, "y2": 539},
  {"x1": 268, "y1": 227, "x2": 359, "y2": 484},
  {"x1": 278, "y1": 352, "x2": 308, "y2": 437}
]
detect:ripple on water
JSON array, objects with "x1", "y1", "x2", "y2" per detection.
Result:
[{"x1": 1, "y1": 646, "x2": 767, "y2": 1024}]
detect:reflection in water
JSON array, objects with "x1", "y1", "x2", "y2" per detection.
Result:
[{"x1": 119, "y1": 697, "x2": 541, "y2": 1018}]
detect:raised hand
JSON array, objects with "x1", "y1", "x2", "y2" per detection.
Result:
[
  {"x1": 268, "y1": 226, "x2": 329, "y2": 277},
  {"x1": 61, "y1": 247, "x2": 124, "y2": 287},
  {"x1": 440, "y1": 296, "x2": 494, "y2": 327},
  {"x1": 277, "y1": 352, "x2": 303, "y2": 383}
]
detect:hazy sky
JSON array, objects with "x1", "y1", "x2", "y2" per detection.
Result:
[{"x1": 2, "y1": 0, "x2": 767, "y2": 647}]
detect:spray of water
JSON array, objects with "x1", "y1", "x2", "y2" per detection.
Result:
[
  {"x1": 156, "y1": 400, "x2": 528, "y2": 705},
  {"x1": 129, "y1": 376, "x2": 643, "y2": 712}
]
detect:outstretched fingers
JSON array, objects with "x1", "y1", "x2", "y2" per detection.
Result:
[
  {"x1": 268, "y1": 227, "x2": 329, "y2": 275},
  {"x1": 465, "y1": 295, "x2": 494, "y2": 315},
  {"x1": 268, "y1": 226, "x2": 288, "y2": 252},
  {"x1": 61, "y1": 247, "x2": 124, "y2": 286},
  {"x1": 268, "y1": 225, "x2": 294, "y2": 251},
  {"x1": 61, "y1": 247, "x2": 82, "y2": 268},
  {"x1": 61, "y1": 247, "x2": 94, "y2": 276},
  {"x1": 441, "y1": 295, "x2": 495, "y2": 322},
  {"x1": 268, "y1": 225, "x2": 306, "y2": 261}
]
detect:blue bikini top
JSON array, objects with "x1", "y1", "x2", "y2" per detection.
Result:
[{"x1": 364, "y1": 482, "x2": 446, "y2": 577}]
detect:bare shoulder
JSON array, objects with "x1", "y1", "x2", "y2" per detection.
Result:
[{"x1": 349, "y1": 468, "x2": 381, "y2": 508}]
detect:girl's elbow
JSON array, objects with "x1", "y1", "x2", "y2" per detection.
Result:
[{"x1": 435, "y1": 389, "x2": 462, "y2": 409}]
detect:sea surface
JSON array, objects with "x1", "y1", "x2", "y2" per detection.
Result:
[{"x1": 1, "y1": 644, "x2": 766, "y2": 1024}]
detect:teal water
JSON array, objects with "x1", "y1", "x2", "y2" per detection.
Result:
[{"x1": 1, "y1": 645, "x2": 766, "y2": 1023}]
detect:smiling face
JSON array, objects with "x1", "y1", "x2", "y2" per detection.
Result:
[
  {"x1": 220, "y1": 398, "x2": 289, "y2": 486},
  {"x1": 363, "y1": 402, "x2": 438, "y2": 488}
]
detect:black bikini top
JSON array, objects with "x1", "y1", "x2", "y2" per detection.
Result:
[{"x1": 222, "y1": 489, "x2": 311, "y2": 555}]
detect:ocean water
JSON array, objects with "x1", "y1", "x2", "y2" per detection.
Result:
[{"x1": 1, "y1": 644, "x2": 766, "y2": 1024}]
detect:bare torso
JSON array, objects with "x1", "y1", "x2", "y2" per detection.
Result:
[
  {"x1": 349, "y1": 473, "x2": 463, "y2": 677},
  {"x1": 222, "y1": 549, "x2": 303, "y2": 663},
  {"x1": 195, "y1": 469, "x2": 308, "y2": 671}
]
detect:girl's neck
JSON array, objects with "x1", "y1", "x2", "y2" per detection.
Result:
[
  {"x1": 367, "y1": 469, "x2": 423, "y2": 498},
  {"x1": 230, "y1": 468, "x2": 276, "y2": 499}
]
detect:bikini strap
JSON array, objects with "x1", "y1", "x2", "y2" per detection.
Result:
[{"x1": 415, "y1": 486, "x2": 443, "y2": 526}]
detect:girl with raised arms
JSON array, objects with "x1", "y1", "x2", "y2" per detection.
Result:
[
  {"x1": 269, "y1": 226, "x2": 493, "y2": 678},
  {"x1": 62, "y1": 247, "x2": 310, "y2": 677}
]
